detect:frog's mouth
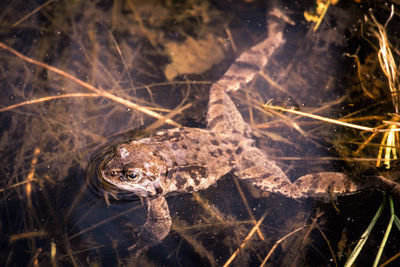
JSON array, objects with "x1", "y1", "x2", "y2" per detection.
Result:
[{"x1": 105, "y1": 177, "x2": 164, "y2": 198}]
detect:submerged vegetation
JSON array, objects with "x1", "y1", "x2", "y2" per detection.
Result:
[{"x1": 0, "y1": 0, "x2": 400, "y2": 266}]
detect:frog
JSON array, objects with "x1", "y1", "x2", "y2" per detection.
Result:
[{"x1": 99, "y1": 8, "x2": 400, "y2": 256}]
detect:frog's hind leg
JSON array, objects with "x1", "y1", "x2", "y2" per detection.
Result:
[
  {"x1": 214, "y1": 8, "x2": 289, "y2": 94},
  {"x1": 207, "y1": 84, "x2": 251, "y2": 136},
  {"x1": 294, "y1": 173, "x2": 400, "y2": 198},
  {"x1": 206, "y1": 8, "x2": 290, "y2": 136},
  {"x1": 234, "y1": 145, "x2": 373, "y2": 199},
  {"x1": 233, "y1": 143, "x2": 299, "y2": 197}
]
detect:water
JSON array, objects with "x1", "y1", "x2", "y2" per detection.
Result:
[{"x1": 1, "y1": 0, "x2": 400, "y2": 266}]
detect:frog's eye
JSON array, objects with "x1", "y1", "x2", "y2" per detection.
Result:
[
  {"x1": 127, "y1": 173, "x2": 138, "y2": 179},
  {"x1": 125, "y1": 170, "x2": 142, "y2": 180}
]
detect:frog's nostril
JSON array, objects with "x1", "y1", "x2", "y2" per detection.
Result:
[
  {"x1": 109, "y1": 171, "x2": 119, "y2": 177},
  {"x1": 156, "y1": 187, "x2": 163, "y2": 194}
]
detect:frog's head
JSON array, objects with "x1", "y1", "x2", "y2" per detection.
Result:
[{"x1": 100, "y1": 142, "x2": 167, "y2": 197}]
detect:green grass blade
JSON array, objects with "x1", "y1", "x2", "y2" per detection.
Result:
[
  {"x1": 394, "y1": 215, "x2": 400, "y2": 230},
  {"x1": 372, "y1": 196, "x2": 395, "y2": 267},
  {"x1": 344, "y1": 195, "x2": 385, "y2": 267}
]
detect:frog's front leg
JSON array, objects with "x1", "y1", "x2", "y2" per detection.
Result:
[{"x1": 128, "y1": 195, "x2": 171, "y2": 256}]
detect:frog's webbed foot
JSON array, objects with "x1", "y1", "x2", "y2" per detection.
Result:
[{"x1": 128, "y1": 195, "x2": 171, "y2": 257}]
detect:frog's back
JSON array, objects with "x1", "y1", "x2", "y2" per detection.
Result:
[{"x1": 146, "y1": 127, "x2": 250, "y2": 194}]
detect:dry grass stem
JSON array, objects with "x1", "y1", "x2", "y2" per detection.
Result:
[
  {"x1": 0, "y1": 178, "x2": 38, "y2": 193},
  {"x1": 271, "y1": 156, "x2": 380, "y2": 162},
  {"x1": 171, "y1": 219, "x2": 217, "y2": 266},
  {"x1": 0, "y1": 93, "x2": 99, "y2": 113},
  {"x1": 259, "y1": 226, "x2": 305, "y2": 267},
  {"x1": 258, "y1": 70, "x2": 294, "y2": 97},
  {"x1": 9, "y1": 231, "x2": 47, "y2": 242},
  {"x1": 345, "y1": 52, "x2": 379, "y2": 100},
  {"x1": 63, "y1": 235, "x2": 78, "y2": 267},
  {"x1": 355, "y1": 131, "x2": 379, "y2": 155},
  {"x1": 354, "y1": 6, "x2": 400, "y2": 168},
  {"x1": 12, "y1": 0, "x2": 56, "y2": 28},
  {"x1": 380, "y1": 250, "x2": 400, "y2": 267},
  {"x1": 0, "y1": 42, "x2": 181, "y2": 127},
  {"x1": 224, "y1": 25, "x2": 237, "y2": 53},
  {"x1": 263, "y1": 103, "x2": 400, "y2": 133},
  {"x1": 341, "y1": 116, "x2": 385, "y2": 122},
  {"x1": 223, "y1": 212, "x2": 267, "y2": 267},
  {"x1": 236, "y1": 94, "x2": 307, "y2": 136},
  {"x1": 51, "y1": 241, "x2": 57, "y2": 267},
  {"x1": 25, "y1": 147, "x2": 41, "y2": 237},
  {"x1": 368, "y1": 5, "x2": 398, "y2": 113},
  {"x1": 26, "y1": 147, "x2": 40, "y2": 197},
  {"x1": 192, "y1": 193, "x2": 225, "y2": 223},
  {"x1": 29, "y1": 248, "x2": 42, "y2": 267},
  {"x1": 312, "y1": 0, "x2": 331, "y2": 31},
  {"x1": 376, "y1": 124, "x2": 399, "y2": 167},
  {"x1": 145, "y1": 102, "x2": 192, "y2": 132},
  {"x1": 315, "y1": 222, "x2": 337, "y2": 267},
  {"x1": 232, "y1": 177, "x2": 265, "y2": 241}
]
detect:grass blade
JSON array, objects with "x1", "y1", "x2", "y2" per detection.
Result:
[{"x1": 344, "y1": 195, "x2": 385, "y2": 267}]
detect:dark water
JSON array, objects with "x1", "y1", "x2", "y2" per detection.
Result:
[{"x1": 1, "y1": 0, "x2": 400, "y2": 266}]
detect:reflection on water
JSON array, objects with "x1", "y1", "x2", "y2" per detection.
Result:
[{"x1": 1, "y1": 0, "x2": 400, "y2": 266}]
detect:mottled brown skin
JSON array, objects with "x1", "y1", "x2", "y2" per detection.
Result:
[
  {"x1": 101, "y1": 127, "x2": 377, "y2": 202},
  {"x1": 102, "y1": 128, "x2": 276, "y2": 197},
  {"x1": 100, "y1": 8, "x2": 400, "y2": 256}
]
